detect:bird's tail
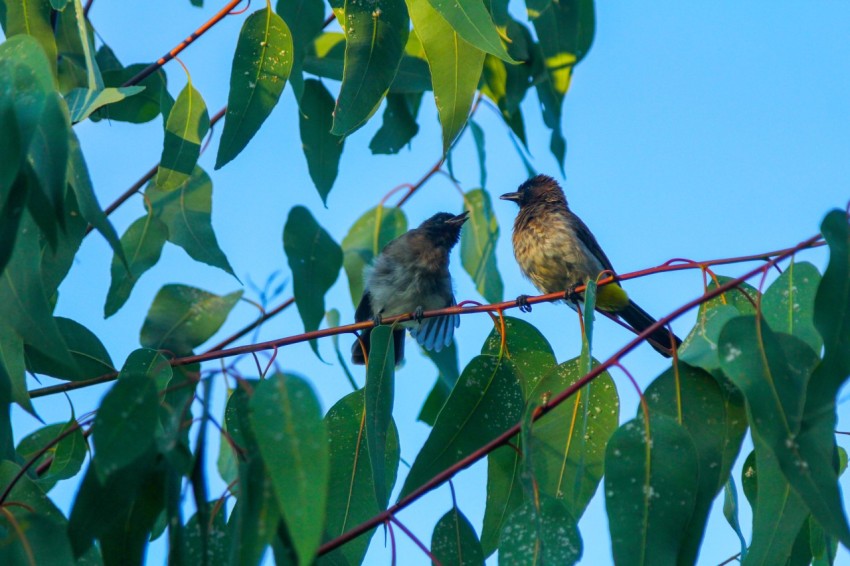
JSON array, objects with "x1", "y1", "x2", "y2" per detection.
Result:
[
  {"x1": 351, "y1": 328, "x2": 405, "y2": 366},
  {"x1": 617, "y1": 300, "x2": 682, "y2": 358}
]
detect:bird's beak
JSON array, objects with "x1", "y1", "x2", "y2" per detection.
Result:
[
  {"x1": 448, "y1": 211, "x2": 470, "y2": 226},
  {"x1": 500, "y1": 191, "x2": 521, "y2": 203}
]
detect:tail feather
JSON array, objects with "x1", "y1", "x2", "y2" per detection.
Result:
[
  {"x1": 351, "y1": 328, "x2": 405, "y2": 366},
  {"x1": 618, "y1": 301, "x2": 682, "y2": 358}
]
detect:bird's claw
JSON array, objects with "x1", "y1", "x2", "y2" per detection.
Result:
[
  {"x1": 516, "y1": 295, "x2": 532, "y2": 313},
  {"x1": 372, "y1": 313, "x2": 383, "y2": 326},
  {"x1": 413, "y1": 306, "x2": 425, "y2": 324},
  {"x1": 565, "y1": 284, "x2": 583, "y2": 305}
]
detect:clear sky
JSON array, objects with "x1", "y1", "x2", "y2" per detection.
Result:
[{"x1": 13, "y1": 1, "x2": 850, "y2": 564}]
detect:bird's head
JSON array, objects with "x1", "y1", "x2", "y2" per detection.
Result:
[
  {"x1": 500, "y1": 175, "x2": 567, "y2": 208},
  {"x1": 418, "y1": 211, "x2": 469, "y2": 249}
]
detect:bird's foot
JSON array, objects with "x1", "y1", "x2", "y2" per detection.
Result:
[
  {"x1": 515, "y1": 295, "x2": 532, "y2": 313},
  {"x1": 413, "y1": 306, "x2": 425, "y2": 324},
  {"x1": 565, "y1": 284, "x2": 583, "y2": 305},
  {"x1": 371, "y1": 313, "x2": 383, "y2": 326}
]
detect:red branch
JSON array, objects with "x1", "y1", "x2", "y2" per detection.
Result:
[
  {"x1": 315, "y1": 230, "x2": 823, "y2": 556},
  {"x1": 121, "y1": 0, "x2": 247, "y2": 87},
  {"x1": 28, "y1": 236, "x2": 823, "y2": 401}
]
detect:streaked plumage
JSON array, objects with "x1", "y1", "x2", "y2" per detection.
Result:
[
  {"x1": 351, "y1": 211, "x2": 468, "y2": 366},
  {"x1": 501, "y1": 175, "x2": 681, "y2": 357}
]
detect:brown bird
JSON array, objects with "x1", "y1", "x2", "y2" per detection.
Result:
[
  {"x1": 500, "y1": 175, "x2": 681, "y2": 357},
  {"x1": 351, "y1": 211, "x2": 469, "y2": 366}
]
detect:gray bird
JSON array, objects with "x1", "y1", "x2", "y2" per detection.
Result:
[
  {"x1": 501, "y1": 175, "x2": 681, "y2": 357},
  {"x1": 351, "y1": 211, "x2": 469, "y2": 366}
]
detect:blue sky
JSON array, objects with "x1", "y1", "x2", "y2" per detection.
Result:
[{"x1": 13, "y1": 1, "x2": 850, "y2": 564}]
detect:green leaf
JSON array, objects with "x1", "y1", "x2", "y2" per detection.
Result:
[
  {"x1": 65, "y1": 85, "x2": 145, "y2": 123},
  {"x1": 104, "y1": 213, "x2": 168, "y2": 317},
  {"x1": 16, "y1": 418, "x2": 86, "y2": 491},
  {"x1": 432, "y1": 506, "x2": 485, "y2": 565},
  {"x1": 0, "y1": 513, "x2": 75, "y2": 566},
  {"x1": 369, "y1": 92, "x2": 422, "y2": 154},
  {"x1": 140, "y1": 284, "x2": 243, "y2": 356},
  {"x1": 299, "y1": 79, "x2": 345, "y2": 204},
  {"x1": 276, "y1": 0, "x2": 326, "y2": 101},
  {"x1": 184, "y1": 505, "x2": 230, "y2": 565},
  {"x1": 481, "y1": 444, "x2": 524, "y2": 557},
  {"x1": 604, "y1": 415, "x2": 699, "y2": 565},
  {"x1": 4, "y1": 0, "x2": 57, "y2": 76},
  {"x1": 527, "y1": 356, "x2": 619, "y2": 520},
  {"x1": 94, "y1": 63, "x2": 171, "y2": 123},
  {"x1": 418, "y1": 339, "x2": 460, "y2": 425},
  {"x1": 283, "y1": 205, "x2": 343, "y2": 358},
  {"x1": 322, "y1": 389, "x2": 400, "y2": 566},
  {"x1": 460, "y1": 189, "x2": 503, "y2": 304},
  {"x1": 325, "y1": 308, "x2": 358, "y2": 389},
  {"x1": 330, "y1": 0, "x2": 410, "y2": 136},
  {"x1": 762, "y1": 260, "x2": 823, "y2": 353},
  {"x1": 155, "y1": 82, "x2": 210, "y2": 190},
  {"x1": 155, "y1": 364, "x2": 196, "y2": 474},
  {"x1": 342, "y1": 205, "x2": 408, "y2": 305},
  {"x1": 498, "y1": 497, "x2": 582, "y2": 565},
  {"x1": 250, "y1": 373, "x2": 329, "y2": 566},
  {"x1": 0, "y1": 323, "x2": 34, "y2": 415},
  {"x1": 364, "y1": 325, "x2": 395, "y2": 508},
  {"x1": 643, "y1": 363, "x2": 747, "y2": 564},
  {"x1": 408, "y1": 0, "x2": 485, "y2": 152},
  {"x1": 424, "y1": 0, "x2": 514, "y2": 63},
  {"x1": 67, "y1": 130, "x2": 124, "y2": 262},
  {"x1": 740, "y1": 441, "x2": 811, "y2": 566},
  {"x1": 480, "y1": 316, "x2": 555, "y2": 396},
  {"x1": 92, "y1": 349, "x2": 165, "y2": 480},
  {"x1": 216, "y1": 8, "x2": 294, "y2": 168},
  {"x1": 470, "y1": 120, "x2": 486, "y2": 187},
  {"x1": 147, "y1": 166, "x2": 237, "y2": 277},
  {"x1": 25, "y1": 316, "x2": 115, "y2": 381},
  {"x1": 400, "y1": 355, "x2": 523, "y2": 498},
  {"x1": 0, "y1": 460, "x2": 65, "y2": 521},
  {"x1": 722, "y1": 478, "x2": 748, "y2": 562}
]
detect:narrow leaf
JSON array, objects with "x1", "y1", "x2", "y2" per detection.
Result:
[
  {"x1": 95, "y1": 63, "x2": 171, "y2": 123},
  {"x1": 147, "y1": 166, "x2": 237, "y2": 276},
  {"x1": 4, "y1": 0, "x2": 57, "y2": 75},
  {"x1": 276, "y1": 0, "x2": 326, "y2": 101},
  {"x1": 369, "y1": 92, "x2": 422, "y2": 154},
  {"x1": 762, "y1": 261, "x2": 823, "y2": 353},
  {"x1": 299, "y1": 79, "x2": 344, "y2": 204},
  {"x1": 104, "y1": 214, "x2": 168, "y2": 317},
  {"x1": 155, "y1": 82, "x2": 210, "y2": 190},
  {"x1": 25, "y1": 316, "x2": 115, "y2": 381},
  {"x1": 364, "y1": 325, "x2": 395, "y2": 508},
  {"x1": 460, "y1": 189, "x2": 503, "y2": 304},
  {"x1": 424, "y1": 0, "x2": 515, "y2": 63},
  {"x1": 418, "y1": 339, "x2": 460, "y2": 425},
  {"x1": 216, "y1": 8, "x2": 294, "y2": 168},
  {"x1": 65, "y1": 85, "x2": 145, "y2": 123},
  {"x1": 250, "y1": 373, "x2": 329, "y2": 566}
]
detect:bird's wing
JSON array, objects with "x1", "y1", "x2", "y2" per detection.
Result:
[
  {"x1": 354, "y1": 291, "x2": 373, "y2": 323},
  {"x1": 570, "y1": 212, "x2": 617, "y2": 273},
  {"x1": 409, "y1": 296, "x2": 460, "y2": 352}
]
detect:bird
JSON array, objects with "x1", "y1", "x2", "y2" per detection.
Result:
[
  {"x1": 351, "y1": 211, "x2": 469, "y2": 366},
  {"x1": 500, "y1": 175, "x2": 681, "y2": 357}
]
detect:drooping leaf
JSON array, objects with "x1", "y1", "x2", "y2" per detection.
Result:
[
  {"x1": 0, "y1": 324, "x2": 34, "y2": 415},
  {"x1": 460, "y1": 189, "x2": 503, "y2": 304},
  {"x1": 342, "y1": 205, "x2": 408, "y2": 305},
  {"x1": 330, "y1": 0, "x2": 410, "y2": 136},
  {"x1": 644, "y1": 362, "x2": 747, "y2": 564},
  {"x1": 250, "y1": 373, "x2": 329, "y2": 566},
  {"x1": 480, "y1": 316, "x2": 556, "y2": 396},
  {"x1": 147, "y1": 166, "x2": 237, "y2": 276},
  {"x1": 419, "y1": 338, "x2": 460, "y2": 425},
  {"x1": 364, "y1": 325, "x2": 395, "y2": 508},
  {"x1": 184, "y1": 504, "x2": 230, "y2": 565},
  {"x1": 283, "y1": 206, "x2": 343, "y2": 358},
  {"x1": 432, "y1": 506, "x2": 485, "y2": 565},
  {"x1": 369, "y1": 92, "x2": 422, "y2": 154},
  {"x1": 604, "y1": 415, "x2": 699, "y2": 565},
  {"x1": 527, "y1": 356, "x2": 619, "y2": 519},
  {"x1": 67, "y1": 130, "x2": 124, "y2": 262},
  {"x1": 722, "y1": 478, "x2": 748, "y2": 562},
  {"x1": 481, "y1": 444, "x2": 524, "y2": 557},
  {"x1": 424, "y1": 0, "x2": 514, "y2": 63},
  {"x1": 400, "y1": 355, "x2": 523, "y2": 498},
  {"x1": 140, "y1": 284, "x2": 243, "y2": 356},
  {"x1": 4, "y1": 0, "x2": 57, "y2": 76},
  {"x1": 469, "y1": 120, "x2": 486, "y2": 186},
  {"x1": 94, "y1": 63, "x2": 172, "y2": 123},
  {"x1": 498, "y1": 496, "x2": 582, "y2": 565},
  {"x1": 762, "y1": 261, "x2": 823, "y2": 353},
  {"x1": 25, "y1": 316, "x2": 115, "y2": 381},
  {"x1": 0, "y1": 512, "x2": 75, "y2": 566},
  {"x1": 299, "y1": 79, "x2": 344, "y2": 204},
  {"x1": 104, "y1": 213, "x2": 168, "y2": 317},
  {"x1": 216, "y1": 8, "x2": 294, "y2": 168},
  {"x1": 322, "y1": 389, "x2": 400, "y2": 566},
  {"x1": 276, "y1": 0, "x2": 326, "y2": 101},
  {"x1": 407, "y1": 0, "x2": 485, "y2": 152},
  {"x1": 0, "y1": 460, "x2": 65, "y2": 521},
  {"x1": 155, "y1": 82, "x2": 210, "y2": 190},
  {"x1": 92, "y1": 349, "x2": 166, "y2": 480}
]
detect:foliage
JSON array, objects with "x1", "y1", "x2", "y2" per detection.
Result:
[{"x1": 1, "y1": 0, "x2": 849, "y2": 565}]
